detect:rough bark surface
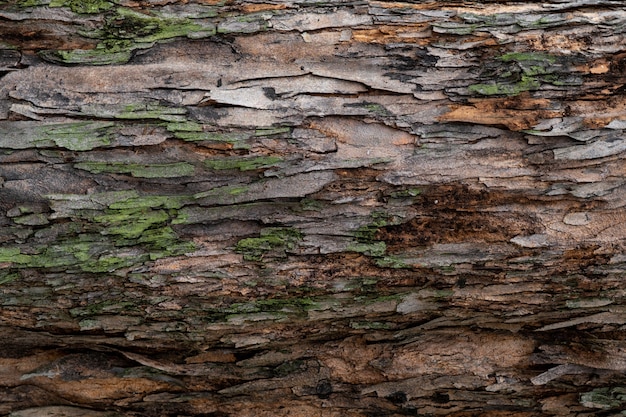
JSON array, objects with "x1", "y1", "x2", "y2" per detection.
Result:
[{"x1": 1, "y1": 1, "x2": 626, "y2": 416}]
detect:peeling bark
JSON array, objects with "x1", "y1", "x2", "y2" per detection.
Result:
[{"x1": 1, "y1": 1, "x2": 626, "y2": 416}]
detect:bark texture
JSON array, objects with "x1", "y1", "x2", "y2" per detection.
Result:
[{"x1": 1, "y1": 1, "x2": 626, "y2": 416}]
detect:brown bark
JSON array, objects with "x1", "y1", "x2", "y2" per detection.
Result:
[{"x1": 1, "y1": 1, "x2": 626, "y2": 416}]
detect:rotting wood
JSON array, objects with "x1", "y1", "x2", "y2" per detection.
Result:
[{"x1": 1, "y1": 1, "x2": 626, "y2": 416}]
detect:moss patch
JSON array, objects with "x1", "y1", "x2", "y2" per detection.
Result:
[
  {"x1": 375, "y1": 255, "x2": 411, "y2": 269},
  {"x1": 49, "y1": 0, "x2": 113, "y2": 14},
  {"x1": 40, "y1": 7, "x2": 216, "y2": 65},
  {"x1": 255, "y1": 127, "x2": 291, "y2": 136},
  {"x1": 95, "y1": 208, "x2": 170, "y2": 240},
  {"x1": 174, "y1": 131, "x2": 252, "y2": 149},
  {"x1": 354, "y1": 212, "x2": 392, "y2": 242},
  {"x1": 0, "y1": 248, "x2": 32, "y2": 264},
  {"x1": 166, "y1": 121, "x2": 204, "y2": 133},
  {"x1": 347, "y1": 241, "x2": 387, "y2": 257},
  {"x1": 13, "y1": 213, "x2": 49, "y2": 226},
  {"x1": 580, "y1": 387, "x2": 626, "y2": 410},
  {"x1": 499, "y1": 52, "x2": 556, "y2": 64},
  {"x1": 469, "y1": 75, "x2": 540, "y2": 96},
  {"x1": 108, "y1": 195, "x2": 188, "y2": 210},
  {"x1": 235, "y1": 227, "x2": 303, "y2": 261},
  {"x1": 3, "y1": 188, "x2": 197, "y2": 274},
  {"x1": 46, "y1": 122, "x2": 114, "y2": 151},
  {"x1": 0, "y1": 239, "x2": 143, "y2": 273},
  {"x1": 469, "y1": 51, "x2": 571, "y2": 96},
  {"x1": 0, "y1": 122, "x2": 114, "y2": 151},
  {"x1": 0, "y1": 271, "x2": 19, "y2": 285}
]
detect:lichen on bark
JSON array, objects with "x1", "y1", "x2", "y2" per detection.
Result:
[{"x1": 1, "y1": 1, "x2": 626, "y2": 416}]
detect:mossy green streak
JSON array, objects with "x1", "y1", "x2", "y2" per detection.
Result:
[
  {"x1": 236, "y1": 228, "x2": 303, "y2": 261},
  {"x1": 96, "y1": 208, "x2": 169, "y2": 240},
  {"x1": 469, "y1": 51, "x2": 562, "y2": 96},
  {"x1": 40, "y1": 7, "x2": 216, "y2": 65},
  {"x1": 580, "y1": 387, "x2": 626, "y2": 410},
  {"x1": 0, "y1": 248, "x2": 31, "y2": 264},
  {"x1": 46, "y1": 122, "x2": 114, "y2": 151},
  {"x1": 49, "y1": 0, "x2": 113, "y2": 14}
]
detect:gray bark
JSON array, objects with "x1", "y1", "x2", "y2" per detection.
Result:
[{"x1": 1, "y1": 1, "x2": 626, "y2": 415}]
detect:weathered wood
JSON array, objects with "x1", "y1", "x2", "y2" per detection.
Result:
[{"x1": 1, "y1": 1, "x2": 626, "y2": 415}]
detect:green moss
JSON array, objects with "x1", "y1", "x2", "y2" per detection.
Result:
[
  {"x1": 235, "y1": 227, "x2": 303, "y2": 261},
  {"x1": 75, "y1": 161, "x2": 195, "y2": 178},
  {"x1": 148, "y1": 240, "x2": 196, "y2": 260},
  {"x1": 0, "y1": 122, "x2": 114, "y2": 150},
  {"x1": 433, "y1": 289, "x2": 454, "y2": 298},
  {"x1": 0, "y1": 248, "x2": 31, "y2": 264},
  {"x1": 0, "y1": 272, "x2": 19, "y2": 285},
  {"x1": 299, "y1": 198, "x2": 325, "y2": 212},
  {"x1": 49, "y1": 0, "x2": 113, "y2": 14},
  {"x1": 108, "y1": 195, "x2": 188, "y2": 210},
  {"x1": 138, "y1": 225, "x2": 177, "y2": 245},
  {"x1": 24, "y1": 241, "x2": 93, "y2": 269},
  {"x1": 255, "y1": 127, "x2": 291, "y2": 136},
  {"x1": 342, "y1": 277, "x2": 378, "y2": 292},
  {"x1": 355, "y1": 293, "x2": 402, "y2": 305},
  {"x1": 470, "y1": 51, "x2": 561, "y2": 96},
  {"x1": 95, "y1": 203, "x2": 196, "y2": 258},
  {"x1": 95, "y1": 208, "x2": 169, "y2": 240},
  {"x1": 41, "y1": 7, "x2": 215, "y2": 65},
  {"x1": 229, "y1": 186, "x2": 249, "y2": 195},
  {"x1": 45, "y1": 122, "x2": 114, "y2": 151},
  {"x1": 166, "y1": 121, "x2": 203, "y2": 132},
  {"x1": 354, "y1": 212, "x2": 393, "y2": 243},
  {"x1": 580, "y1": 387, "x2": 626, "y2": 410},
  {"x1": 84, "y1": 255, "x2": 145, "y2": 273},
  {"x1": 432, "y1": 22, "x2": 477, "y2": 35},
  {"x1": 469, "y1": 75, "x2": 541, "y2": 96},
  {"x1": 499, "y1": 52, "x2": 556, "y2": 64},
  {"x1": 1, "y1": 204, "x2": 194, "y2": 273},
  {"x1": 347, "y1": 242, "x2": 387, "y2": 257},
  {"x1": 173, "y1": 130, "x2": 251, "y2": 149},
  {"x1": 375, "y1": 255, "x2": 411, "y2": 269},
  {"x1": 204, "y1": 156, "x2": 282, "y2": 171},
  {"x1": 350, "y1": 321, "x2": 392, "y2": 330},
  {"x1": 13, "y1": 213, "x2": 49, "y2": 226},
  {"x1": 390, "y1": 188, "x2": 421, "y2": 198},
  {"x1": 106, "y1": 8, "x2": 208, "y2": 43},
  {"x1": 17, "y1": 0, "x2": 46, "y2": 7}
]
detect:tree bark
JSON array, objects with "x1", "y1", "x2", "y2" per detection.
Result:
[{"x1": 1, "y1": 1, "x2": 626, "y2": 415}]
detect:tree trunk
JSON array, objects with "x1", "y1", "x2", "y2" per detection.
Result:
[{"x1": 1, "y1": 1, "x2": 626, "y2": 415}]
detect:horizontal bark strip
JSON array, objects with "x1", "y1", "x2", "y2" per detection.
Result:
[{"x1": 1, "y1": 1, "x2": 626, "y2": 416}]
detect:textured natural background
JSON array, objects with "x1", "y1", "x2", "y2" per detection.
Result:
[{"x1": 1, "y1": 1, "x2": 626, "y2": 416}]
